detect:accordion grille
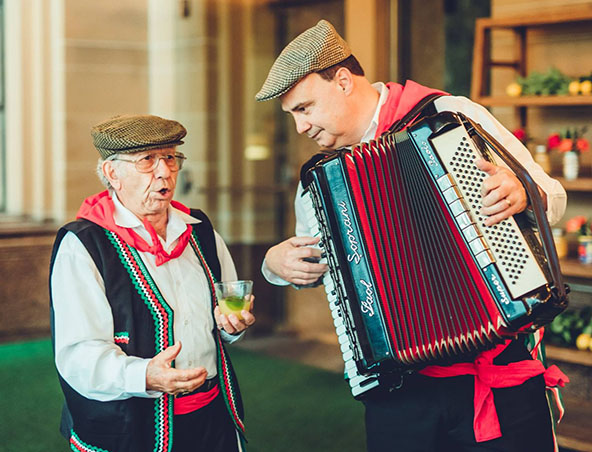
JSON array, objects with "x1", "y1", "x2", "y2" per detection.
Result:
[{"x1": 448, "y1": 139, "x2": 531, "y2": 286}]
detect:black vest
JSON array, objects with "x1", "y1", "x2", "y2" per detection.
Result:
[{"x1": 49, "y1": 209, "x2": 243, "y2": 452}]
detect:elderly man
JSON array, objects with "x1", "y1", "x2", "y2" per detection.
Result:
[
  {"x1": 50, "y1": 115, "x2": 254, "y2": 452},
  {"x1": 256, "y1": 20, "x2": 568, "y2": 452}
]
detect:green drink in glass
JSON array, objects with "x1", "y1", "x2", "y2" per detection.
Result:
[{"x1": 214, "y1": 280, "x2": 253, "y2": 320}]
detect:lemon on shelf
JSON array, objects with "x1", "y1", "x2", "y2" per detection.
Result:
[
  {"x1": 568, "y1": 80, "x2": 581, "y2": 95},
  {"x1": 576, "y1": 332, "x2": 591, "y2": 351},
  {"x1": 581, "y1": 80, "x2": 592, "y2": 96},
  {"x1": 506, "y1": 82, "x2": 522, "y2": 97}
]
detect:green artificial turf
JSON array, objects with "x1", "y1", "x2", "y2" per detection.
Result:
[{"x1": 0, "y1": 339, "x2": 365, "y2": 452}]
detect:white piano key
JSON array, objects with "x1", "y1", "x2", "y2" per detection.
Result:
[
  {"x1": 442, "y1": 185, "x2": 461, "y2": 204},
  {"x1": 343, "y1": 349, "x2": 354, "y2": 361},
  {"x1": 340, "y1": 341, "x2": 352, "y2": 354},
  {"x1": 335, "y1": 325, "x2": 347, "y2": 336},
  {"x1": 436, "y1": 173, "x2": 454, "y2": 191},
  {"x1": 457, "y1": 211, "x2": 473, "y2": 229},
  {"x1": 349, "y1": 374, "x2": 371, "y2": 388},
  {"x1": 469, "y1": 236, "x2": 488, "y2": 255},
  {"x1": 346, "y1": 368, "x2": 359, "y2": 380},
  {"x1": 344, "y1": 359, "x2": 358, "y2": 371},
  {"x1": 450, "y1": 199, "x2": 468, "y2": 217},
  {"x1": 476, "y1": 249, "x2": 495, "y2": 267},
  {"x1": 462, "y1": 224, "x2": 480, "y2": 242},
  {"x1": 334, "y1": 317, "x2": 344, "y2": 328},
  {"x1": 338, "y1": 334, "x2": 351, "y2": 345},
  {"x1": 351, "y1": 379, "x2": 379, "y2": 397}
]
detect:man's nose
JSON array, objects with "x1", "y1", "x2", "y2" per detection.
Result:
[
  {"x1": 153, "y1": 157, "x2": 172, "y2": 177},
  {"x1": 294, "y1": 117, "x2": 311, "y2": 135}
]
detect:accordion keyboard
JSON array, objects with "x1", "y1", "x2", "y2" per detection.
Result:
[{"x1": 301, "y1": 189, "x2": 380, "y2": 398}]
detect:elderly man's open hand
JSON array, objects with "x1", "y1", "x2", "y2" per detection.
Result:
[{"x1": 146, "y1": 342, "x2": 208, "y2": 396}]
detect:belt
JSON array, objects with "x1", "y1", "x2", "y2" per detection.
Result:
[{"x1": 176, "y1": 378, "x2": 218, "y2": 398}]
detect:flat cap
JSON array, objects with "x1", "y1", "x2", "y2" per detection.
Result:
[
  {"x1": 91, "y1": 114, "x2": 187, "y2": 159},
  {"x1": 255, "y1": 19, "x2": 351, "y2": 102}
]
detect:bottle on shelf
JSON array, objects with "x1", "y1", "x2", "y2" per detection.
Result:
[
  {"x1": 552, "y1": 228, "x2": 568, "y2": 259},
  {"x1": 533, "y1": 144, "x2": 551, "y2": 174}
]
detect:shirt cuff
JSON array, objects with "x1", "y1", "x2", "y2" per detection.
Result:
[
  {"x1": 261, "y1": 259, "x2": 290, "y2": 286},
  {"x1": 125, "y1": 358, "x2": 161, "y2": 398},
  {"x1": 220, "y1": 329, "x2": 245, "y2": 344}
]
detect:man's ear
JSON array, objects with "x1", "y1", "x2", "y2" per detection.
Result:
[
  {"x1": 103, "y1": 160, "x2": 122, "y2": 191},
  {"x1": 334, "y1": 67, "x2": 354, "y2": 95}
]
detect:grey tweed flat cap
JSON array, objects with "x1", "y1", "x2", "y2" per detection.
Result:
[
  {"x1": 91, "y1": 114, "x2": 187, "y2": 159},
  {"x1": 255, "y1": 19, "x2": 351, "y2": 102}
]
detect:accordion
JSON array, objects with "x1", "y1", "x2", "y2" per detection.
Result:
[{"x1": 301, "y1": 111, "x2": 568, "y2": 398}]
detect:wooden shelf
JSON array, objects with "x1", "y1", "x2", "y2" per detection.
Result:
[
  {"x1": 477, "y1": 95, "x2": 592, "y2": 107},
  {"x1": 477, "y1": 8, "x2": 592, "y2": 29},
  {"x1": 555, "y1": 177, "x2": 592, "y2": 192},
  {"x1": 546, "y1": 344, "x2": 592, "y2": 366},
  {"x1": 560, "y1": 259, "x2": 592, "y2": 279}
]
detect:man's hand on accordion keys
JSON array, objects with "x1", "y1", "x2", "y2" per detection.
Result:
[
  {"x1": 476, "y1": 158, "x2": 528, "y2": 226},
  {"x1": 264, "y1": 236, "x2": 329, "y2": 285}
]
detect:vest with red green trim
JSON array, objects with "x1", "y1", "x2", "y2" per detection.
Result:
[{"x1": 49, "y1": 209, "x2": 244, "y2": 452}]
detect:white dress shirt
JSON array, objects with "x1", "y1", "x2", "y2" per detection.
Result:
[
  {"x1": 52, "y1": 193, "x2": 240, "y2": 401},
  {"x1": 262, "y1": 82, "x2": 567, "y2": 286}
]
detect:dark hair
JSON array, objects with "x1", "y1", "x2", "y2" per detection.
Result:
[{"x1": 316, "y1": 55, "x2": 365, "y2": 81}]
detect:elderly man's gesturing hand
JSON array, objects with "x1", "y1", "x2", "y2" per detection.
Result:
[{"x1": 146, "y1": 342, "x2": 208, "y2": 396}]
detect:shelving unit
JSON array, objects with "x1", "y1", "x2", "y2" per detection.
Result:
[
  {"x1": 561, "y1": 259, "x2": 592, "y2": 280},
  {"x1": 546, "y1": 344, "x2": 592, "y2": 367},
  {"x1": 555, "y1": 177, "x2": 592, "y2": 192},
  {"x1": 471, "y1": 10, "x2": 592, "y2": 105},
  {"x1": 472, "y1": 10, "x2": 592, "y2": 451}
]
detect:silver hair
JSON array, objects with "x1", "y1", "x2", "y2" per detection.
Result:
[{"x1": 96, "y1": 155, "x2": 125, "y2": 189}]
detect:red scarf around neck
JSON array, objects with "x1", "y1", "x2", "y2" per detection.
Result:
[
  {"x1": 375, "y1": 80, "x2": 447, "y2": 138},
  {"x1": 77, "y1": 190, "x2": 193, "y2": 266}
]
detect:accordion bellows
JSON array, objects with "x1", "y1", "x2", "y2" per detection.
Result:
[{"x1": 301, "y1": 111, "x2": 568, "y2": 398}]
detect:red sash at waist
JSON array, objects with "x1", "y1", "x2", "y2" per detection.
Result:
[
  {"x1": 173, "y1": 384, "x2": 220, "y2": 415},
  {"x1": 419, "y1": 340, "x2": 569, "y2": 442}
]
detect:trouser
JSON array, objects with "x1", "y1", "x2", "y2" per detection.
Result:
[
  {"x1": 173, "y1": 392, "x2": 240, "y2": 452},
  {"x1": 363, "y1": 341, "x2": 554, "y2": 452}
]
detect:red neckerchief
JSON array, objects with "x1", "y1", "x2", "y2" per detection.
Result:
[
  {"x1": 375, "y1": 80, "x2": 447, "y2": 137},
  {"x1": 419, "y1": 338, "x2": 569, "y2": 442},
  {"x1": 76, "y1": 190, "x2": 193, "y2": 266}
]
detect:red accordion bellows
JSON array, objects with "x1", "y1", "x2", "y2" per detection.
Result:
[{"x1": 345, "y1": 136, "x2": 503, "y2": 365}]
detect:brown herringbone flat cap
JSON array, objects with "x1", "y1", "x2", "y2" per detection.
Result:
[
  {"x1": 255, "y1": 19, "x2": 351, "y2": 102},
  {"x1": 91, "y1": 114, "x2": 187, "y2": 158}
]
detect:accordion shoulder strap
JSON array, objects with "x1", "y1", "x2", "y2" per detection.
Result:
[{"x1": 386, "y1": 93, "x2": 444, "y2": 134}]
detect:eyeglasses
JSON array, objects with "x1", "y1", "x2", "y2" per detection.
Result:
[{"x1": 113, "y1": 152, "x2": 186, "y2": 173}]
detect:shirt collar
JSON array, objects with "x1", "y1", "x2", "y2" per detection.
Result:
[
  {"x1": 360, "y1": 82, "x2": 389, "y2": 143},
  {"x1": 111, "y1": 191, "x2": 200, "y2": 248}
]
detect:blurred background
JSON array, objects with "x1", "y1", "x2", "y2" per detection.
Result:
[{"x1": 0, "y1": 0, "x2": 591, "y2": 450}]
